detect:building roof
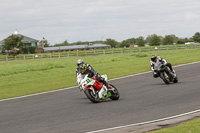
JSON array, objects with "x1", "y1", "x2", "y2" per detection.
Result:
[
  {"x1": 0, "y1": 31, "x2": 39, "y2": 44},
  {"x1": 43, "y1": 44, "x2": 110, "y2": 51},
  {"x1": 19, "y1": 34, "x2": 39, "y2": 43},
  {"x1": 0, "y1": 40, "x2": 4, "y2": 44}
]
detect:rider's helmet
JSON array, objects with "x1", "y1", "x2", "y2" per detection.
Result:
[
  {"x1": 151, "y1": 54, "x2": 157, "y2": 62},
  {"x1": 77, "y1": 59, "x2": 84, "y2": 66},
  {"x1": 79, "y1": 64, "x2": 87, "y2": 74}
]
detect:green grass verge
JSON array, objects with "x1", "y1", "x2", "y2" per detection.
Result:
[
  {"x1": 0, "y1": 48, "x2": 200, "y2": 100},
  {"x1": 149, "y1": 117, "x2": 200, "y2": 133}
]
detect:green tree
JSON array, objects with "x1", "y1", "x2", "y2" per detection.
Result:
[
  {"x1": 135, "y1": 36, "x2": 145, "y2": 47},
  {"x1": 93, "y1": 40, "x2": 104, "y2": 44},
  {"x1": 148, "y1": 34, "x2": 161, "y2": 46},
  {"x1": 176, "y1": 39, "x2": 185, "y2": 44},
  {"x1": 104, "y1": 38, "x2": 119, "y2": 48},
  {"x1": 184, "y1": 37, "x2": 194, "y2": 43},
  {"x1": 39, "y1": 39, "x2": 50, "y2": 47},
  {"x1": 126, "y1": 37, "x2": 136, "y2": 44},
  {"x1": 3, "y1": 34, "x2": 24, "y2": 56},
  {"x1": 162, "y1": 35, "x2": 176, "y2": 45},
  {"x1": 54, "y1": 40, "x2": 69, "y2": 46},
  {"x1": 71, "y1": 41, "x2": 87, "y2": 45},
  {"x1": 193, "y1": 32, "x2": 200, "y2": 42},
  {"x1": 120, "y1": 40, "x2": 130, "y2": 48}
]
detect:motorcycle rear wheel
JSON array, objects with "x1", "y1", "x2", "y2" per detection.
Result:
[{"x1": 85, "y1": 89, "x2": 100, "y2": 103}]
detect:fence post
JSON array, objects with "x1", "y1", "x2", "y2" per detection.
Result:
[
  {"x1": 59, "y1": 53, "x2": 61, "y2": 58},
  {"x1": 103, "y1": 50, "x2": 105, "y2": 55},
  {"x1": 32, "y1": 55, "x2": 34, "y2": 59},
  {"x1": 121, "y1": 48, "x2": 123, "y2": 54},
  {"x1": 68, "y1": 52, "x2": 69, "y2": 58},
  {"x1": 24, "y1": 55, "x2": 26, "y2": 60},
  {"x1": 77, "y1": 51, "x2": 78, "y2": 57}
]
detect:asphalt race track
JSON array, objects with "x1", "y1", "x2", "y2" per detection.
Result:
[{"x1": 0, "y1": 62, "x2": 200, "y2": 133}]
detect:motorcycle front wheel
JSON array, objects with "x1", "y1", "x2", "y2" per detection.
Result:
[
  {"x1": 85, "y1": 89, "x2": 100, "y2": 103},
  {"x1": 160, "y1": 72, "x2": 170, "y2": 84},
  {"x1": 173, "y1": 75, "x2": 178, "y2": 83},
  {"x1": 109, "y1": 84, "x2": 120, "y2": 100}
]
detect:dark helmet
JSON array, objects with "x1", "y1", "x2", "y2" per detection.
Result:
[
  {"x1": 78, "y1": 64, "x2": 87, "y2": 74},
  {"x1": 151, "y1": 54, "x2": 157, "y2": 62},
  {"x1": 77, "y1": 59, "x2": 84, "y2": 66}
]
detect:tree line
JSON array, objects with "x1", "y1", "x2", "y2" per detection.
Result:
[
  {"x1": 1, "y1": 32, "x2": 200, "y2": 56},
  {"x1": 53, "y1": 32, "x2": 200, "y2": 48}
]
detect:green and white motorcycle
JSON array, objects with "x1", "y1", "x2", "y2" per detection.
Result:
[{"x1": 77, "y1": 74, "x2": 120, "y2": 103}]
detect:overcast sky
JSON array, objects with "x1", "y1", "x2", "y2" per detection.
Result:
[{"x1": 0, "y1": 0, "x2": 200, "y2": 45}]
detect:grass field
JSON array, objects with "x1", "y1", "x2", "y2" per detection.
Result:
[{"x1": 0, "y1": 48, "x2": 200, "y2": 100}]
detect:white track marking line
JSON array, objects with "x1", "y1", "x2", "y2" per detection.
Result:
[
  {"x1": 0, "y1": 61, "x2": 200, "y2": 102},
  {"x1": 0, "y1": 86, "x2": 76, "y2": 102},
  {"x1": 87, "y1": 109, "x2": 200, "y2": 133}
]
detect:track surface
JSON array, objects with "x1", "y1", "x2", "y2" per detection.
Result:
[{"x1": 0, "y1": 62, "x2": 200, "y2": 133}]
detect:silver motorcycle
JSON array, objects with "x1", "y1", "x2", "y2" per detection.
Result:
[{"x1": 154, "y1": 62, "x2": 178, "y2": 84}]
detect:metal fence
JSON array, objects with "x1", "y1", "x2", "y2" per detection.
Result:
[{"x1": 0, "y1": 44, "x2": 200, "y2": 61}]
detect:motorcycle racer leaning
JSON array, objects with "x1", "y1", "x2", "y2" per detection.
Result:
[
  {"x1": 150, "y1": 54, "x2": 175, "y2": 78},
  {"x1": 76, "y1": 59, "x2": 113, "y2": 92}
]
